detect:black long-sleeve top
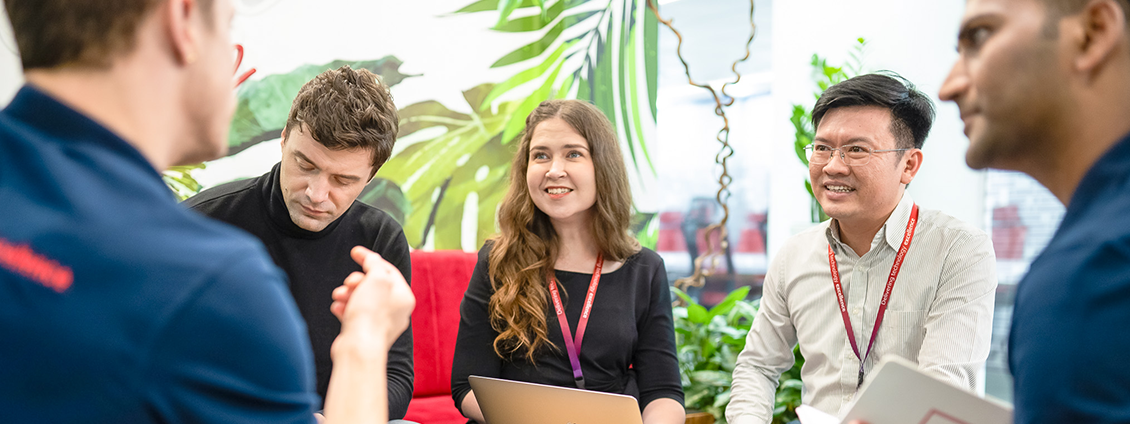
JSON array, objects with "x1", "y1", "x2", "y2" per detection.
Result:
[
  {"x1": 451, "y1": 243, "x2": 684, "y2": 417},
  {"x1": 185, "y1": 163, "x2": 414, "y2": 418}
]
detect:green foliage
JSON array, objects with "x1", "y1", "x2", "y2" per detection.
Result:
[
  {"x1": 457, "y1": 0, "x2": 659, "y2": 176},
  {"x1": 790, "y1": 38, "x2": 867, "y2": 223},
  {"x1": 163, "y1": 164, "x2": 206, "y2": 201},
  {"x1": 356, "y1": 178, "x2": 412, "y2": 226},
  {"x1": 673, "y1": 286, "x2": 804, "y2": 424},
  {"x1": 382, "y1": 83, "x2": 520, "y2": 249},
  {"x1": 634, "y1": 212, "x2": 659, "y2": 251}
]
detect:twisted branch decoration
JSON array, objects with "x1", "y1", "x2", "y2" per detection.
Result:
[{"x1": 645, "y1": 0, "x2": 757, "y2": 295}]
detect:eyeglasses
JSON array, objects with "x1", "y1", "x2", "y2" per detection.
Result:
[{"x1": 803, "y1": 144, "x2": 909, "y2": 166}]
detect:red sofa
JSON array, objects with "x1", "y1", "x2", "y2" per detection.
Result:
[{"x1": 403, "y1": 250, "x2": 478, "y2": 424}]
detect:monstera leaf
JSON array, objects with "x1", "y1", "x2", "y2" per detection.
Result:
[
  {"x1": 378, "y1": 83, "x2": 522, "y2": 249},
  {"x1": 356, "y1": 178, "x2": 412, "y2": 226},
  {"x1": 227, "y1": 56, "x2": 417, "y2": 156}
]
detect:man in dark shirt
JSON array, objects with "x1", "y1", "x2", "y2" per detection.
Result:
[
  {"x1": 939, "y1": 0, "x2": 1130, "y2": 422},
  {"x1": 0, "y1": 1, "x2": 413, "y2": 423},
  {"x1": 186, "y1": 65, "x2": 414, "y2": 421}
]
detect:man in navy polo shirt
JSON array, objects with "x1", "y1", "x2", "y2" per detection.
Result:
[
  {"x1": 0, "y1": 1, "x2": 413, "y2": 423},
  {"x1": 940, "y1": 0, "x2": 1130, "y2": 422}
]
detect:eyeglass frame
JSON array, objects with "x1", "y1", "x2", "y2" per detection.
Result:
[{"x1": 803, "y1": 143, "x2": 911, "y2": 166}]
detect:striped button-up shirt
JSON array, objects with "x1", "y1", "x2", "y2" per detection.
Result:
[{"x1": 727, "y1": 193, "x2": 997, "y2": 423}]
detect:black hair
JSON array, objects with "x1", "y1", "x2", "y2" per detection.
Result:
[{"x1": 812, "y1": 72, "x2": 936, "y2": 149}]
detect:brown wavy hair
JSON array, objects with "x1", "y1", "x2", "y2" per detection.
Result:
[{"x1": 488, "y1": 99, "x2": 640, "y2": 362}]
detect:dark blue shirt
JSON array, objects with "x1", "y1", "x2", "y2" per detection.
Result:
[
  {"x1": 1010, "y1": 132, "x2": 1130, "y2": 424},
  {"x1": 0, "y1": 86, "x2": 318, "y2": 423}
]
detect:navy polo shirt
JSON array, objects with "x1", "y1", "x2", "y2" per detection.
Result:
[
  {"x1": 1010, "y1": 132, "x2": 1130, "y2": 423},
  {"x1": 0, "y1": 86, "x2": 318, "y2": 423}
]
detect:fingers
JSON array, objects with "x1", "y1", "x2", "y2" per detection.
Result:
[
  {"x1": 350, "y1": 246, "x2": 375, "y2": 268},
  {"x1": 334, "y1": 246, "x2": 414, "y2": 345},
  {"x1": 330, "y1": 272, "x2": 364, "y2": 321},
  {"x1": 350, "y1": 246, "x2": 397, "y2": 276},
  {"x1": 330, "y1": 300, "x2": 345, "y2": 321},
  {"x1": 344, "y1": 271, "x2": 364, "y2": 285}
]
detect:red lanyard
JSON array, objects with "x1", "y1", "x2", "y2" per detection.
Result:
[
  {"x1": 548, "y1": 254, "x2": 604, "y2": 390},
  {"x1": 829, "y1": 204, "x2": 918, "y2": 388}
]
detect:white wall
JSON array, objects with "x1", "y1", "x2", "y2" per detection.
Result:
[
  {"x1": 0, "y1": 7, "x2": 23, "y2": 103},
  {"x1": 767, "y1": 0, "x2": 984, "y2": 259}
]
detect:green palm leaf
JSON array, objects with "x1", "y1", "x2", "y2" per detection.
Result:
[
  {"x1": 452, "y1": 0, "x2": 539, "y2": 14},
  {"x1": 481, "y1": 40, "x2": 577, "y2": 109},
  {"x1": 493, "y1": 0, "x2": 569, "y2": 32},
  {"x1": 460, "y1": 0, "x2": 658, "y2": 183},
  {"x1": 379, "y1": 83, "x2": 522, "y2": 249},
  {"x1": 490, "y1": 19, "x2": 569, "y2": 68}
]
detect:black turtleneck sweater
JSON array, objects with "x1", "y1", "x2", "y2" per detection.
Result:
[{"x1": 184, "y1": 163, "x2": 413, "y2": 418}]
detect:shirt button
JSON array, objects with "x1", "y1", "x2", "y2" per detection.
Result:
[{"x1": 853, "y1": 307, "x2": 861, "y2": 315}]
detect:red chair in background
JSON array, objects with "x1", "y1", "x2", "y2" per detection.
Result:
[
  {"x1": 404, "y1": 250, "x2": 478, "y2": 424},
  {"x1": 992, "y1": 205, "x2": 1027, "y2": 260}
]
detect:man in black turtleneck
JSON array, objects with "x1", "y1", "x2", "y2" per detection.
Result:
[{"x1": 185, "y1": 66, "x2": 414, "y2": 422}]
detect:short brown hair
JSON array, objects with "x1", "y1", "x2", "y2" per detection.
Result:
[
  {"x1": 5, "y1": 0, "x2": 212, "y2": 70},
  {"x1": 285, "y1": 65, "x2": 399, "y2": 174}
]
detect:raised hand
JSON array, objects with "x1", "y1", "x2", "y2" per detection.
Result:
[{"x1": 331, "y1": 246, "x2": 414, "y2": 349}]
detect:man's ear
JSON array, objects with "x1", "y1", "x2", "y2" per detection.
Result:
[
  {"x1": 163, "y1": 0, "x2": 201, "y2": 66},
  {"x1": 280, "y1": 126, "x2": 288, "y2": 147},
  {"x1": 900, "y1": 149, "x2": 924, "y2": 185},
  {"x1": 1074, "y1": 0, "x2": 1129, "y2": 77}
]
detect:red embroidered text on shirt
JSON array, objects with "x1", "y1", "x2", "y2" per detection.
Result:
[{"x1": 0, "y1": 237, "x2": 73, "y2": 293}]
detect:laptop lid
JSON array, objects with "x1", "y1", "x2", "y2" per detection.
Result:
[{"x1": 468, "y1": 375, "x2": 644, "y2": 424}]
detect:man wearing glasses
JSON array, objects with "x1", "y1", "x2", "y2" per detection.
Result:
[{"x1": 727, "y1": 73, "x2": 998, "y2": 423}]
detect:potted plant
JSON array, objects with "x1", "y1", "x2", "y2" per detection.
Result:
[{"x1": 673, "y1": 286, "x2": 804, "y2": 424}]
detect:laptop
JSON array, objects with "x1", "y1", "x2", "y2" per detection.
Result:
[
  {"x1": 468, "y1": 375, "x2": 644, "y2": 424},
  {"x1": 796, "y1": 356, "x2": 1013, "y2": 424}
]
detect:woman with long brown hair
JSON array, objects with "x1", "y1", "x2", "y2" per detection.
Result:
[{"x1": 450, "y1": 99, "x2": 685, "y2": 423}]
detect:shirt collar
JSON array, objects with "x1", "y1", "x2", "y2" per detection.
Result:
[
  {"x1": 825, "y1": 192, "x2": 915, "y2": 254},
  {"x1": 3, "y1": 85, "x2": 159, "y2": 180},
  {"x1": 1063, "y1": 131, "x2": 1130, "y2": 227},
  {"x1": 882, "y1": 192, "x2": 916, "y2": 251}
]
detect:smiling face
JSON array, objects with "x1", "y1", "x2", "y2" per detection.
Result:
[
  {"x1": 525, "y1": 118, "x2": 598, "y2": 228},
  {"x1": 810, "y1": 106, "x2": 922, "y2": 228},
  {"x1": 939, "y1": 0, "x2": 1068, "y2": 170},
  {"x1": 279, "y1": 124, "x2": 375, "y2": 232}
]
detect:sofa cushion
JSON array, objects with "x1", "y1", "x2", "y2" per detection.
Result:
[
  {"x1": 409, "y1": 250, "x2": 478, "y2": 397},
  {"x1": 405, "y1": 395, "x2": 467, "y2": 424}
]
